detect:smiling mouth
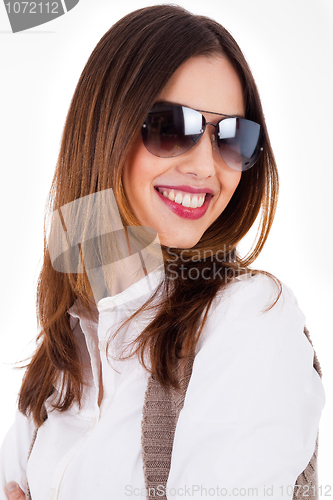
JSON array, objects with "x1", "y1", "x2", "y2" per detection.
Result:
[
  {"x1": 154, "y1": 186, "x2": 213, "y2": 220},
  {"x1": 155, "y1": 187, "x2": 212, "y2": 208}
]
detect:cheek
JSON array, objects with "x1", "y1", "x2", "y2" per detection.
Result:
[
  {"x1": 218, "y1": 169, "x2": 242, "y2": 198},
  {"x1": 213, "y1": 170, "x2": 242, "y2": 218},
  {"x1": 123, "y1": 136, "x2": 173, "y2": 195}
]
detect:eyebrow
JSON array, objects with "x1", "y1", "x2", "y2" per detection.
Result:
[{"x1": 155, "y1": 100, "x2": 245, "y2": 119}]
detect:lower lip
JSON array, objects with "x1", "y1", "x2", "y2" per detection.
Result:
[{"x1": 154, "y1": 188, "x2": 212, "y2": 220}]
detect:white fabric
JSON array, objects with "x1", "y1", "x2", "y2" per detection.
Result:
[{"x1": 0, "y1": 268, "x2": 326, "y2": 500}]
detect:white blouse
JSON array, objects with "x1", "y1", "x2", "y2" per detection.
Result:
[{"x1": 0, "y1": 268, "x2": 326, "y2": 500}]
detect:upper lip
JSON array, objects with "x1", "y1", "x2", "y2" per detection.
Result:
[{"x1": 154, "y1": 184, "x2": 215, "y2": 195}]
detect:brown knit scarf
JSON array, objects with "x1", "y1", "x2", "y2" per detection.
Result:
[{"x1": 25, "y1": 326, "x2": 322, "y2": 500}]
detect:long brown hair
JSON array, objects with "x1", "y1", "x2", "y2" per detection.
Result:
[{"x1": 19, "y1": 5, "x2": 280, "y2": 427}]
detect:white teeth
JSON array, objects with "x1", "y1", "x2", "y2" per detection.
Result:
[
  {"x1": 191, "y1": 196, "x2": 198, "y2": 208},
  {"x1": 169, "y1": 190, "x2": 175, "y2": 201},
  {"x1": 182, "y1": 194, "x2": 191, "y2": 207},
  {"x1": 174, "y1": 192, "x2": 183, "y2": 204},
  {"x1": 158, "y1": 188, "x2": 207, "y2": 207}
]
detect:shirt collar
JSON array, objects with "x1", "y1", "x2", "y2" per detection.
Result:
[{"x1": 68, "y1": 263, "x2": 164, "y2": 321}]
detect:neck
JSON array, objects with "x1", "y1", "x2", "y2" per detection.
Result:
[{"x1": 86, "y1": 225, "x2": 155, "y2": 303}]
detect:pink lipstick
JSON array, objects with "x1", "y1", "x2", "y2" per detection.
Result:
[{"x1": 154, "y1": 187, "x2": 212, "y2": 220}]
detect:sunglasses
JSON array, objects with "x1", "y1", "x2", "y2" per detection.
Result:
[{"x1": 141, "y1": 102, "x2": 264, "y2": 171}]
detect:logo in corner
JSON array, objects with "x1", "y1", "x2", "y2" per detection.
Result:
[{"x1": 3, "y1": 0, "x2": 80, "y2": 33}]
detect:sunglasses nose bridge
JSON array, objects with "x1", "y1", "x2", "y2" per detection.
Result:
[{"x1": 204, "y1": 121, "x2": 218, "y2": 147}]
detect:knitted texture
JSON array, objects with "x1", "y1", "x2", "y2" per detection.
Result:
[
  {"x1": 293, "y1": 436, "x2": 319, "y2": 500},
  {"x1": 292, "y1": 326, "x2": 322, "y2": 500},
  {"x1": 140, "y1": 354, "x2": 195, "y2": 500},
  {"x1": 25, "y1": 428, "x2": 37, "y2": 500}
]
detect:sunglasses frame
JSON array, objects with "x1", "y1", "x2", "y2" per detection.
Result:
[{"x1": 141, "y1": 102, "x2": 265, "y2": 171}]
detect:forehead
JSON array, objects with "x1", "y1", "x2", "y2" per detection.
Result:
[{"x1": 157, "y1": 55, "x2": 245, "y2": 117}]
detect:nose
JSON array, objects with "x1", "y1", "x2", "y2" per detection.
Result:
[{"x1": 177, "y1": 124, "x2": 217, "y2": 178}]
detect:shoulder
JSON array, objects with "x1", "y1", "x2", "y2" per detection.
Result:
[
  {"x1": 214, "y1": 271, "x2": 304, "y2": 327},
  {"x1": 196, "y1": 271, "x2": 307, "y2": 355},
  {"x1": 216, "y1": 271, "x2": 299, "y2": 314},
  {"x1": 189, "y1": 272, "x2": 325, "y2": 413}
]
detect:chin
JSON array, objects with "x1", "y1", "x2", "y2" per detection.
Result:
[{"x1": 160, "y1": 234, "x2": 201, "y2": 250}]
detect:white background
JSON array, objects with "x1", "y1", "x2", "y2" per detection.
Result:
[{"x1": 0, "y1": 0, "x2": 332, "y2": 492}]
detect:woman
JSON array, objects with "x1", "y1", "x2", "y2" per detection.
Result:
[{"x1": 1, "y1": 5, "x2": 325, "y2": 500}]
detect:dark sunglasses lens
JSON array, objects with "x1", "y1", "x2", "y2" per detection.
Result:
[
  {"x1": 142, "y1": 105, "x2": 204, "y2": 157},
  {"x1": 217, "y1": 118, "x2": 263, "y2": 171}
]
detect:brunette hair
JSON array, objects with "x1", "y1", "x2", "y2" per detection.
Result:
[{"x1": 19, "y1": 4, "x2": 280, "y2": 426}]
